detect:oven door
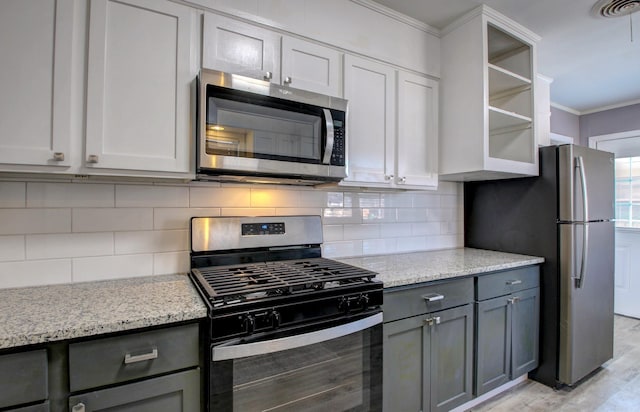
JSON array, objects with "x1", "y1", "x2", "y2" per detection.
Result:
[{"x1": 208, "y1": 312, "x2": 382, "y2": 412}]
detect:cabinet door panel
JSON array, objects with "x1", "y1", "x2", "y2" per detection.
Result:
[
  {"x1": 475, "y1": 296, "x2": 511, "y2": 395},
  {"x1": 0, "y1": 0, "x2": 72, "y2": 168},
  {"x1": 342, "y1": 55, "x2": 395, "y2": 186},
  {"x1": 85, "y1": 0, "x2": 195, "y2": 174},
  {"x1": 383, "y1": 315, "x2": 427, "y2": 412},
  {"x1": 202, "y1": 13, "x2": 281, "y2": 83},
  {"x1": 397, "y1": 72, "x2": 438, "y2": 189},
  {"x1": 511, "y1": 287, "x2": 540, "y2": 377},
  {"x1": 430, "y1": 304, "x2": 473, "y2": 412},
  {"x1": 68, "y1": 369, "x2": 200, "y2": 412},
  {"x1": 282, "y1": 37, "x2": 342, "y2": 97}
]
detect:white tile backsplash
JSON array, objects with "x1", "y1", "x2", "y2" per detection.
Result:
[{"x1": 0, "y1": 179, "x2": 463, "y2": 288}]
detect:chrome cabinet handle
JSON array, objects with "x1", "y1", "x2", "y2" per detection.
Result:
[
  {"x1": 71, "y1": 402, "x2": 85, "y2": 412},
  {"x1": 506, "y1": 280, "x2": 522, "y2": 286},
  {"x1": 53, "y1": 152, "x2": 65, "y2": 161},
  {"x1": 284, "y1": 76, "x2": 292, "y2": 84},
  {"x1": 264, "y1": 71, "x2": 272, "y2": 81},
  {"x1": 124, "y1": 348, "x2": 158, "y2": 364},
  {"x1": 422, "y1": 293, "x2": 444, "y2": 302},
  {"x1": 425, "y1": 316, "x2": 441, "y2": 326},
  {"x1": 87, "y1": 154, "x2": 99, "y2": 164}
]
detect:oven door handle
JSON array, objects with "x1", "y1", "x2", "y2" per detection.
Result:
[{"x1": 211, "y1": 312, "x2": 382, "y2": 361}]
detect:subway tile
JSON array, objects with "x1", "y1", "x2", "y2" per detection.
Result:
[
  {"x1": 0, "y1": 259, "x2": 72, "y2": 289},
  {"x1": 413, "y1": 192, "x2": 441, "y2": 208},
  {"x1": 154, "y1": 208, "x2": 220, "y2": 230},
  {"x1": 297, "y1": 190, "x2": 328, "y2": 207},
  {"x1": 73, "y1": 254, "x2": 153, "y2": 282},
  {"x1": 116, "y1": 185, "x2": 188, "y2": 208},
  {"x1": 396, "y1": 208, "x2": 428, "y2": 222},
  {"x1": 397, "y1": 236, "x2": 428, "y2": 253},
  {"x1": 0, "y1": 209, "x2": 71, "y2": 235},
  {"x1": 275, "y1": 207, "x2": 323, "y2": 217},
  {"x1": 363, "y1": 238, "x2": 397, "y2": 256},
  {"x1": 380, "y1": 192, "x2": 413, "y2": 208},
  {"x1": 0, "y1": 182, "x2": 25, "y2": 208},
  {"x1": 190, "y1": 187, "x2": 250, "y2": 207},
  {"x1": 322, "y1": 208, "x2": 362, "y2": 224},
  {"x1": 27, "y1": 182, "x2": 114, "y2": 208},
  {"x1": 343, "y1": 224, "x2": 380, "y2": 240},
  {"x1": 362, "y1": 208, "x2": 396, "y2": 222},
  {"x1": 154, "y1": 251, "x2": 190, "y2": 275},
  {"x1": 436, "y1": 181, "x2": 461, "y2": 195},
  {"x1": 220, "y1": 208, "x2": 276, "y2": 216},
  {"x1": 353, "y1": 193, "x2": 381, "y2": 208},
  {"x1": 0, "y1": 236, "x2": 25, "y2": 262},
  {"x1": 380, "y1": 222, "x2": 412, "y2": 238},
  {"x1": 115, "y1": 230, "x2": 188, "y2": 254},
  {"x1": 26, "y1": 233, "x2": 114, "y2": 259},
  {"x1": 426, "y1": 208, "x2": 457, "y2": 222},
  {"x1": 411, "y1": 222, "x2": 441, "y2": 236},
  {"x1": 326, "y1": 192, "x2": 344, "y2": 207},
  {"x1": 440, "y1": 220, "x2": 462, "y2": 235},
  {"x1": 322, "y1": 225, "x2": 344, "y2": 242},
  {"x1": 251, "y1": 189, "x2": 300, "y2": 207},
  {"x1": 440, "y1": 194, "x2": 459, "y2": 208},
  {"x1": 427, "y1": 234, "x2": 461, "y2": 250},
  {"x1": 322, "y1": 240, "x2": 362, "y2": 258},
  {"x1": 72, "y1": 208, "x2": 153, "y2": 232}
]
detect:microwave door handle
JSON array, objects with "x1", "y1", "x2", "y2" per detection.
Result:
[{"x1": 322, "y1": 108, "x2": 335, "y2": 165}]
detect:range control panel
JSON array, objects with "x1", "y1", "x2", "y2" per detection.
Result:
[{"x1": 241, "y1": 222, "x2": 285, "y2": 236}]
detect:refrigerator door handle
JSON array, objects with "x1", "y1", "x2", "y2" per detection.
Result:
[{"x1": 575, "y1": 156, "x2": 589, "y2": 288}]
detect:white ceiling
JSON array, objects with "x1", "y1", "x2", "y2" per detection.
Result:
[{"x1": 370, "y1": 0, "x2": 640, "y2": 113}]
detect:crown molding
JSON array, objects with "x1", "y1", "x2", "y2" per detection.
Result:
[{"x1": 350, "y1": 0, "x2": 440, "y2": 37}]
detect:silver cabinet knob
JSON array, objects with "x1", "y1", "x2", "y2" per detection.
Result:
[
  {"x1": 87, "y1": 154, "x2": 99, "y2": 164},
  {"x1": 52, "y1": 152, "x2": 65, "y2": 161},
  {"x1": 425, "y1": 316, "x2": 441, "y2": 326},
  {"x1": 284, "y1": 76, "x2": 292, "y2": 84},
  {"x1": 384, "y1": 174, "x2": 394, "y2": 181},
  {"x1": 264, "y1": 71, "x2": 272, "y2": 81},
  {"x1": 399, "y1": 177, "x2": 407, "y2": 183}
]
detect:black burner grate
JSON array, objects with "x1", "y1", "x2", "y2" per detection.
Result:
[{"x1": 191, "y1": 258, "x2": 377, "y2": 304}]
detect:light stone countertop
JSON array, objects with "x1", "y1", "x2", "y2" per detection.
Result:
[
  {"x1": 338, "y1": 248, "x2": 544, "y2": 288},
  {"x1": 0, "y1": 274, "x2": 207, "y2": 350}
]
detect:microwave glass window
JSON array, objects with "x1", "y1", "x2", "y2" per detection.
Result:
[{"x1": 208, "y1": 97, "x2": 321, "y2": 162}]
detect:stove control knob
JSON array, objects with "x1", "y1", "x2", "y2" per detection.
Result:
[
  {"x1": 270, "y1": 310, "x2": 281, "y2": 329},
  {"x1": 338, "y1": 296, "x2": 350, "y2": 312},
  {"x1": 358, "y1": 294, "x2": 369, "y2": 309},
  {"x1": 242, "y1": 315, "x2": 255, "y2": 334}
]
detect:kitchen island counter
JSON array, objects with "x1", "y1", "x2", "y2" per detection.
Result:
[
  {"x1": 338, "y1": 247, "x2": 544, "y2": 288},
  {"x1": 0, "y1": 274, "x2": 207, "y2": 350}
]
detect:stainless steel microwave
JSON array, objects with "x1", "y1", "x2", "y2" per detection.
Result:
[{"x1": 197, "y1": 69, "x2": 348, "y2": 185}]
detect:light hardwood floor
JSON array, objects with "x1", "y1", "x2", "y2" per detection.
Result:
[{"x1": 469, "y1": 315, "x2": 640, "y2": 411}]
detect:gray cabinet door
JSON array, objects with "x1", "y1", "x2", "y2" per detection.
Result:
[
  {"x1": 475, "y1": 296, "x2": 511, "y2": 396},
  {"x1": 68, "y1": 369, "x2": 200, "y2": 412},
  {"x1": 383, "y1": 314, "x2": 427, "y2": 412},
  {"x1": 511, "y1": 287, "x2": 540, "y2": 378},
  {"x1": 430, "y1": 304, "x2": 474, "y2": 412}
]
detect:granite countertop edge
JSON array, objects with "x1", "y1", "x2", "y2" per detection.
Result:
[
  {"x1": 0, "y1": 273, "x2": 208, "y2": 350},
  {"x1": 337, "y1": 247, "x2": 545, "y2": 289}
]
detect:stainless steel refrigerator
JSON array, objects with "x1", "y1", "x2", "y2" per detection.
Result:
[{"x1": 464, "y1": 144, "x2": 615, "y2": 388}]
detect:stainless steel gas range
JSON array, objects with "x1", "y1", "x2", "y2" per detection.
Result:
[{"x1": 189, "y1": 215, "x2": 383, "y2": 412}]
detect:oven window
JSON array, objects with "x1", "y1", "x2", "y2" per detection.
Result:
[
  {"x1": 212, "y1": 326, "x2": 382, "y2": 412},
  {"x1": 207, "y1": 97, "x2": 322, "y2": 163}
]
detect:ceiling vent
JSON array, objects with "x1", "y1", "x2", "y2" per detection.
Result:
[{"x1": 592, "y1": 0, "x2": 640, "y2": 18}]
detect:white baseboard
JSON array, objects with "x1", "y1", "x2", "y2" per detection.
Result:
[{"x1": 449, "y1": 375, "x2": 528, "y2": 412}]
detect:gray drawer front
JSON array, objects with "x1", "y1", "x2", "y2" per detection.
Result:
[
  {"x1": 0, "y1": 349, "x2": 48, "y2": 408},
  {"x1": 476, "y1": 266, "x2": 540, "y2": 301},
  {"x1": 69, "y1": 323, "x2": 199, "y2": 392},
  {"x1": 8, "y1": 401, "x2": 50, "y2": 412},
  {"x1": 384, "y1": 277, "x2": 473, "y2": 322}
]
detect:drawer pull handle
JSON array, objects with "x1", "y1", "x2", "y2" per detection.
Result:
[
  {"x1": 124, "y1": 348, "x2": 158, "y2": 364},
  {"x1": 506, "y1": 280, "x2": 522, "y2": 286},
  {"x1": 422, "y1": 293, "x2": 444, "y2": 302},
  {"x1": 71, "y1": 403, "x2": 85, "y2": 412}
]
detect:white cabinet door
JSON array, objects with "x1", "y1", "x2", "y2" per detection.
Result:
[
  {"x1": 202, "y1": 12, "x2": 281, "y2": 83},
  {"x1": 396, "y1": 72, "x2": 439, "y2": 189},
  {"x1": 281, "y1": 36, "x2": 342, "y2": 97},
  {"x1": 0, "y1": 0, "x2": 73, "y2": 169},
  {"x1": 341, "y1": 55, "x2": 395, "y2": 187},
  {"x1": 85, "y1": 0, "x2": 196, "y2": 175}
]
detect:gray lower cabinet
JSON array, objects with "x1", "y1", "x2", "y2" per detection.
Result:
[
  {"x1": 68, "y1": 369, "x2": 199, "y2": 412},
  {"x1": 475, "y1": 266, "x2": 540, "y2": 396},
  {"x1": 0, "y1": 349, "x2": 48, "y2": 410},
  {"x1": 383, "y1": 278, "x2": 474, "y2": 412}
]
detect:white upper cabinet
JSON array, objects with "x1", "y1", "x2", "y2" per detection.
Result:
[
  {"x1": 341, "y1": 55, "x2": 438, "y2": 190},
  {"x1": 84, "y1": 0, "x2": 197, "y2": 176},
  {"x1": 202, "y1": 13, "x2": 281, "y2": 84},
  {"x1": 202, "y1": 13, "x2": 342, "y2": 97},
  {"x1": 0, "y1": 0, "x2": 74, "y2": 171},
  {"x1": 440, "y1": 5, "x2": 540, "y2": 181}
]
